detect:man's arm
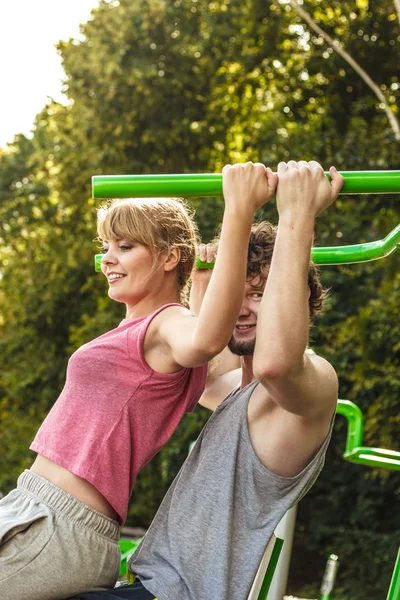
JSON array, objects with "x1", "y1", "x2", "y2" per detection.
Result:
[{"x1": 252, "y1": 161, "x2": 343, "y2": 419}]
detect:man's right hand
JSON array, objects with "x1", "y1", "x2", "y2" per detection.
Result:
[
  {"x1": 276, "y1": 160, "x2": 344, "y2": 220},
  {"x1": 190, "y1": 243, "x2": 216, "y2": 285},
  {"x1": 189, "y1": 243, "x2": 217, "y2": 314}
]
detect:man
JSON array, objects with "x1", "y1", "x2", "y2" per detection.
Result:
[{"x1": 72, "y1": 160, "x2": 344, "y2": 600}]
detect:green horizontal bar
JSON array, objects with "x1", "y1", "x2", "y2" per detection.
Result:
[
  {"x1": 92, "y1": 171, "x2": 400, "y2": 198},
  {"x1": 336, "y1": 399, "x2": 400, "y2": 471},
  {"x1": 94, "y1": 223, "x2": 400, "y2": 272},
  {"x1": 343, "y1": 448, "x2": 400, "y2": 471}
]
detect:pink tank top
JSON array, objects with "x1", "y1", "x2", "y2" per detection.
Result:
[{"x1": 30, "y1": 304, "x2": 208, "y2": 524}]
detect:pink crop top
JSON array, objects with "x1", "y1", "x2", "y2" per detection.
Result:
[{"x1": 30, "y1": 304, "x2": 208, "y2": 524}]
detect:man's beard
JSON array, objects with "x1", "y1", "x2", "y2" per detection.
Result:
[{"x1": 228, "y1": 335, "x2": 255, "y2": 356}]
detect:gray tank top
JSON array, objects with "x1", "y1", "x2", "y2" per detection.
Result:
[{"x1": 129, "y1": 380, "x2": 334, "y2": 600}]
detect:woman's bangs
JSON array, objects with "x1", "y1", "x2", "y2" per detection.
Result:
[{"x1": 98, "y1": 204, "x2": 150, "y2": 246}]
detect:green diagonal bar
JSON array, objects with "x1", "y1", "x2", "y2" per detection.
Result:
[
  {"x1": 387, "y1": 548, "x2": 400, "y2": 600},
  {"x1": 257, "y1": 537, "x2": 284, "y2": 600},
  {"x1": 94, "y1": 223, "x2": 399, "y2": 272},
  {"x1": 92, "y1": 170, "x2": 400, "y2": 199},
  {"x1": 312, "y1": 223, "x2": 400, "y2": 265}
]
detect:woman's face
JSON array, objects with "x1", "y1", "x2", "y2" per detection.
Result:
[{"x1": 100, "y1": 238, "x2": 161, "y2": 309}]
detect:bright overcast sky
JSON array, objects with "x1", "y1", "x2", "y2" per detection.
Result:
[{"x1": 0, "y1": 0, "x2": 101, "y2": 149}]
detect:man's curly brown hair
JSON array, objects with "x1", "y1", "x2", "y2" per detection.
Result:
[
  {"x1": 214, "y1": 221, "x2": 327, "y2": 321},
  {"x1": 246, "y1": 222, "x2": 327, "y2": 319}
]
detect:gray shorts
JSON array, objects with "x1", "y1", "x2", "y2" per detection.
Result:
[{"x1": 0, "y1": 470, "x2": 121, "y2": 600}]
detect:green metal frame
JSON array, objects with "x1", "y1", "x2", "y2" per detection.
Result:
[
  {"x1": 118, "y1": 538, "x2": 142, "y2": 576},
  {"x1": 257, "y1": 537, "x2": 284, "y2": 600},
  {"x1": 336, "y1": 400, "x2": 400, "y2": 471},
  {"x1": 92, "y1": 169, "x2": 400, "y2": 271},
  {"x1": 312, "y1": 223, "x2": 400, "y2": 265},
  {"x1": 94, "y1": 222, "x2": 400, "y2": 272},
  {"x1": 94, "y1": 169, "x2": 400, "y2": 595},
  {"x1": 92, "y1": 170, "x2": 400, "y2": 198},
  {"x1": 387, "y1": 547, "x2": 400, "y2": 600}
]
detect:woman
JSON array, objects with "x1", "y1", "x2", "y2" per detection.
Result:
[{"x1": 0, "y1": 162, "x2": 277, "y2": 600}]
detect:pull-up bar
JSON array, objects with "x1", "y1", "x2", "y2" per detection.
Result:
[{"x1": 92, "y1": 170, "x2": 400, "y2": 199}]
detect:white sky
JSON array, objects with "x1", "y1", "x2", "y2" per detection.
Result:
[{"x1": 0, "y1": 0, "x2": 101, "y2": 149}]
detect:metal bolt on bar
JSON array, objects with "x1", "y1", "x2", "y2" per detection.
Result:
[{"x1": 92, "y1": 170, "x2": 400, "y2": 198}]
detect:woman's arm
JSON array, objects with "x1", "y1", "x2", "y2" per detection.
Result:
[{"x1": 159, "y1": 163, "x2": 278, "y2": 368}]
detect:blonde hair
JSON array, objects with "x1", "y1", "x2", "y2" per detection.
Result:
[{"x1": 97, "y1": 197, "x2": 199, "y2": 304}]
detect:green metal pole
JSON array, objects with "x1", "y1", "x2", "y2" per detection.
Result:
[
  {"x1": 336, "y1": 400, "x2": 364, "y2": 455},
  {"x1": 257, "y1": 537, "x2": 284, "y2": 600},
  {"x1": 92, "y1": 170, "x2": 400, "y2": 199},
  {"x1": 387, "y1": 548, "x2": 400, "y2": 600},
  {"x1": 311, "y1": 224, "x2": 400, "y2": 265},
  {"x1": 94, "y1": 223, "x2": 400, "y2": 272},
  {"x1": 336, "y1": 400, "x2": 400, "y2": 470}
]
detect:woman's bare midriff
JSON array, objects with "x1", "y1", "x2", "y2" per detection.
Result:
[{"x1": 30, "y1": 455, "x2": 118, "y2": 521}]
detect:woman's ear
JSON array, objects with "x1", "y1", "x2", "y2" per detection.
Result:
[{"x1": 163, "y1": 247, "x2": 181, "y2": 273}]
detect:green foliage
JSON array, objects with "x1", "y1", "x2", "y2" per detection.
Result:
[{"x1": 0, "y1": 0, "x2": 399, "y2": 597}]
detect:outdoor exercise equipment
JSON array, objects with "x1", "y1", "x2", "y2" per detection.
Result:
[
  {"x1": 387, "y1": 548, "x2": 400, "y2": 600},
  {"x1": 94, "y1": 222, "x2": 400, "y2": 272},
  {"x1": 335, "y1": 404, "x2": 400, "y2": 600},
  {"x1": 337, "y1": 400, "x2": 400, "y2": 470},
  {"x1": 92, "y1": 170, "x2": 400, "y2": 272},
  {"x1": 96, "y1": 169, "x2": 399, "y2": 598},
  {"x1": 92, "y1": 170, "x2": 400, "y2": 198},
  {"x1": 269, "y1": 400, "x2": 399, "y2": 600}
]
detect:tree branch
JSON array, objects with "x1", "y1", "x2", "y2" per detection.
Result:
[
  {"x1": 287, "y1": 0, "x2": 400, "y2": 141},
  {"x1": 393, "y1": 0, "x2": 400, "y2": 27}
]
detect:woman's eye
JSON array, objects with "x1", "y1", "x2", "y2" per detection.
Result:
[
  {"x1": 100, "y1": 248, "x2": 109, "y2": 254},
  {"x1": 119, "y1": 245, "x2": 132, "y2": 251}
]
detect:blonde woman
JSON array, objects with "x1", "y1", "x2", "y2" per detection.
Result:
[{"x1": 0, "y1": 162, "x2": 277, "y2": 600}]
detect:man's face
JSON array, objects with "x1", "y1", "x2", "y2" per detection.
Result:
[{"x1": 228, "y1": 273, "x2": 266, "y2": 356}]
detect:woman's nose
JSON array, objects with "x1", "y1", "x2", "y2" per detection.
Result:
[{"x1": 101, "y1": 250, "x2": 117, "y2": 266}]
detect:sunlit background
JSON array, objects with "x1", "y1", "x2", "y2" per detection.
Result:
[{"x1": 0, "y1": 0, "x2": 100, "y2": 148}]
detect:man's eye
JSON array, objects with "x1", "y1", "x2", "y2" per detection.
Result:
[{"x1": 251, "y1": 293, "x2": 263, "y2": 299}]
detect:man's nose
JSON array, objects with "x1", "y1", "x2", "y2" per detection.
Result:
[{"x1": 239, "y1": 300, "x2": 251, "y2": 316}]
